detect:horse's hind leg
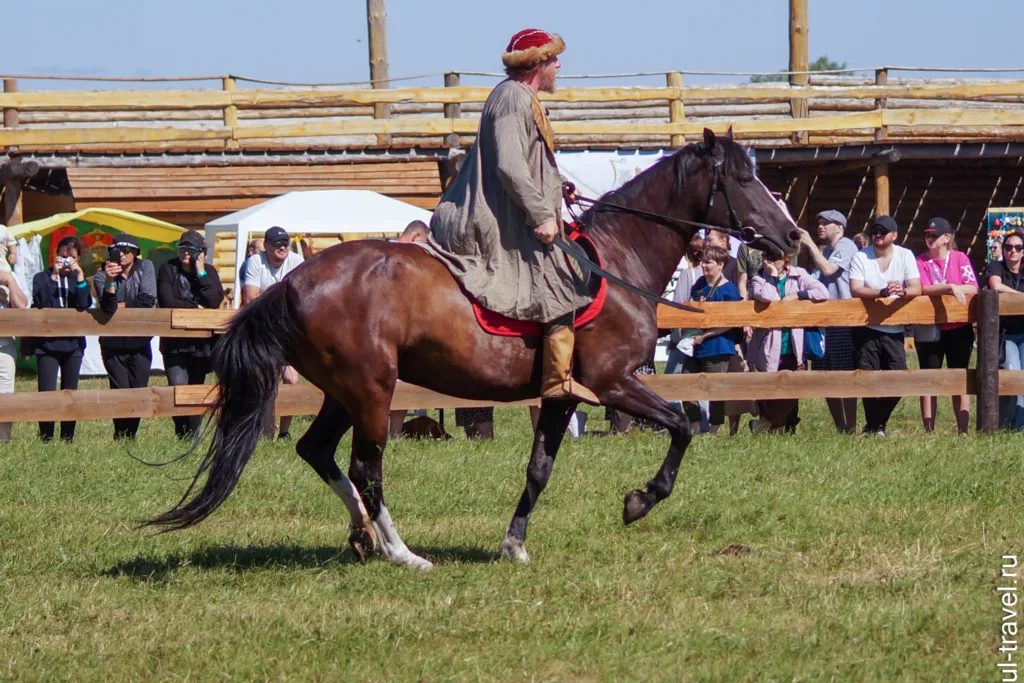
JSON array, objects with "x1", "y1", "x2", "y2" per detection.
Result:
[
  {"x1": 348, "y1": 393, "x2": 433, "y2": 571},
  {"x1": 501, "y1": 398, "x2": 576, "y2": 563},
  {"x1": 601, "y1": 376, "x2": 693, "y2": 525},
  {"x1": 296, "y1": 396, "x2": 377, "y2": 564}
]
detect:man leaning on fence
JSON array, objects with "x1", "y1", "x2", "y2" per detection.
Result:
[
  {"x1": 848, "y1": 216, "x2": 922, "y2": 438},
  {"x1": 93, "y1": 233, "x2": 157, "y2": 440},
  {"x1": 797, "y1": 209, "x2": 859, "y2": 434}
]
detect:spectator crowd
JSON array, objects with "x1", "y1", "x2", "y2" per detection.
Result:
[{"x1": 0, "y1": 214, "x2": 1023, "y2": 445}]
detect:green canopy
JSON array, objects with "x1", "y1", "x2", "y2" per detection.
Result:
[{"x1": 12, "y1": 208, "x2": 186, "y2": 278}]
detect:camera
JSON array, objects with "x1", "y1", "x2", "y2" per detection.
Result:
[
  {"x1": 108, "y1": 247, "x2": 123, "y2": 263},
  {"x1": 57, "y1": 257, "x2": 74, "y2": 269}
]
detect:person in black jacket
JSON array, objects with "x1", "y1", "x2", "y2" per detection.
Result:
[
  {"x1": 92, "y1": 232, "x2": 157, "y2": 439},
  {"x1": 23, "y1": 236, "x2": 92, "y2": 442},
  {"x1": 157, "y1": 229, "x2": 225, "y2": 439}
]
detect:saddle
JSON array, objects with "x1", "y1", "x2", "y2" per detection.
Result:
[{"x1": 470, "y1": 230, "x2": 608, "y2": 338}]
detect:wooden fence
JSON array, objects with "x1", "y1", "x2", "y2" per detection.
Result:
[
  {"x1": 4, "y1": 73, "x2": 1024, "y2": 151},
  {"x1": 3, "y1": 292, "x2": 1024, "y2": 433}
]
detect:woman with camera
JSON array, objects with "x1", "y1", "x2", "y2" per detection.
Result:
[
  {"x1": 92, "y1": 232, "x2": 158, "y2": 440},
  {"x1": 23, "y1": 236, "x2": 92, "y2": 442},
  {"x1": 157, "y1": 230, "x2": 224, "y2": 439}
]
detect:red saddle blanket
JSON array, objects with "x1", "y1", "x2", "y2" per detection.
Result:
[{"x1": 471, "y1": 231, "x2": 608, "y2": 337}]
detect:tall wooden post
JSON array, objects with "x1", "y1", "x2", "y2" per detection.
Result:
[
  {"x1": 222, "y1": 76, "x2": 239, "y2": 151},
  {"x1": 3, "y1": 79, "x2": 18, "y2": 157},
  {"x1": 443, "y1": 72, "x2": 461, "y2": 149},
  {"x1": 2, "y1": 79, "x2": 22, "y2": 225},
  {"x1": 874, "y1": 164, "x2": 890, "y2": 217},
  {"x1": 976, "y1": 289, "x2": 1001, "y2": 433},
  {"x1": 666, "y1": 71, "x2": 685, "y2": 148},
  {"x1": 789, "y1": 0, "x2": 809, "y2": 144},
  {"x1": 366, "y1": 0, "x2": 391, "y2": 146},
  {"x1": 874, "y1": 68, "x2": 888, "y2": 142}
]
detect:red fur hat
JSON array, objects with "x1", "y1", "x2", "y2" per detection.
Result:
[{"x1": 502, "y1": 29, "x2": 565, "y2": 70}]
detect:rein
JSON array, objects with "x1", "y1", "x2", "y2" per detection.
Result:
[{"x1": 565, "y1": 155, "x2": 762, "y2": 245}]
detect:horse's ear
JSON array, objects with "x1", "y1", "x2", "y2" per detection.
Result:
[
  {"x1": 725, "y1": 125, "x2": 734, "y2": 142},
  {"x1": 703, "y1": 128, "x2": 717, "y2": 151}
]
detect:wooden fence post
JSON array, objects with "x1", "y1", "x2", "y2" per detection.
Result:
[
  {"x1": 874, "y1": 68, "x2": 888, "y2": 142},
  {"x1": 666, "y1": 71, "x2": 685, "y2": 148},
  {"x1": 788, "y1": 0, "x2": 809, "y2": 144},
  {"x1": 976, "y1": 288, "x2": 1000, "y2": 433},
  {"x1": 366, "y1": 0, "x2": 391, "y2": 146},
  {"x1": 443, "y1": 72, "x2": 461, "y2": 149},
  {"x1": 3, "y1": 78, "x2": 17, "y2": 156},
  {"x1": 222, "y1": 76, "x2": 239, "y2": 151},
  {"x1": 874, "y1": 163, "x2": 890, "y2": 217}
]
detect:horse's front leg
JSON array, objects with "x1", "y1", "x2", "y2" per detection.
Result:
[
  {"x1": 601, "y1": 375, "x2": 693, "y2": 525},
  {"x1": 501, "y1": 398, "x2": 577, "y2": 563}
]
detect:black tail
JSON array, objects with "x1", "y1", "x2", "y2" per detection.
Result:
[{"x1": 144, "y1": 283, "x2": 300, "y2": 532}]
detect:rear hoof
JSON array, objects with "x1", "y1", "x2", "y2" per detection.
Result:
[
  {"x1": 500, "y1": 535, "x2": 530, "y2": 564},
  {"x1": 623, "y1": 490, "x2": 657, "y2": 525}
]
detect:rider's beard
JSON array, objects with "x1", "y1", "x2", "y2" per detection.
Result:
[{"x1": 539, "y1": 71, "x2": 557, "y2": 94}]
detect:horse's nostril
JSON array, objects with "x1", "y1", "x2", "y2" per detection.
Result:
[{"x1": 788, "y1": 230, "x2": 801, "y2": 242}]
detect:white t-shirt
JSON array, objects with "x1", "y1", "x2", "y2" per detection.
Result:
[
  {"x1": 243, "y1": 251, "x2": 304, "y2": 291},
  {"x1": 849, "y1": 245, "x2": 921, "y2": 333},
  {"x1": 0, "y1": 226, "x2": 13, "y2": 272}
]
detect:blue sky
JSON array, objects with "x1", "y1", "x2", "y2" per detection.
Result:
[{"x1": 5, "y1": 0, "x2": 1023, "y2": 89}]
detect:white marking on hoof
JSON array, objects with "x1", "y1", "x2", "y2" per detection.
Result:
[
  {"x1": 500, "y1": 535, "x2": 529, "y2": 564},
  {"x1": 372, "y1": 504, "x2": 433, "y2": 571}
]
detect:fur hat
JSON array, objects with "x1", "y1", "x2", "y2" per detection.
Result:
[{"x1": 502, "y1": 29, "x2": 565, "y2": 71}]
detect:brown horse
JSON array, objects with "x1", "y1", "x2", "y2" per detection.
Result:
[{"x1": 147, "y1": 129, "x2": 798, "y2": 569}]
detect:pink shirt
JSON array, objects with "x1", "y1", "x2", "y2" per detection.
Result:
[{"x1": 916, "y1": 251, "x2": 978, "y2": 330}]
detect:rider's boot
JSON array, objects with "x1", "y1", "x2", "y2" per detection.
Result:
[{"x1": 540, "y1": 325, "x2": 600, "y2": 405}]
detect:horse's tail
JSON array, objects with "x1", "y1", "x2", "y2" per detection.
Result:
[{"x1": 144, "y1": 283, "x2": 301, "y2": 532}]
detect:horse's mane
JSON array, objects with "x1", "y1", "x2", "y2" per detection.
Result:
[{"x1": 577, "y1": 137, "x2": 754, "y2": 228}]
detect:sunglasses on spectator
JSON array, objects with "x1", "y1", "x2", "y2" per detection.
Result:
[
  {"x1": 869, "y1": 228, "x2": 891, "y2": 236},
  {"x1": 269, "y1": 240, "x2": 290, "y2": 248},
  {"x1": 923, "y1": 232, "x2": 943, "y2": 241},
  {"x1": 1006, "y1": 244, "x2": 1024, "y2": 252}
]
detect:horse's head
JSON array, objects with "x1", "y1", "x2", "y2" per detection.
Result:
[{"x1": 689, "y1": 128, "x2": 800, "y2": 256}]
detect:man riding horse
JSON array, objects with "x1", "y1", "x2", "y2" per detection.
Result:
[{"x1": 429, "y1": 28, "x2": 599, "y2": 405}]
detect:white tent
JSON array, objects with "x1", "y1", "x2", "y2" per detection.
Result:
[{"x1": 205, "y1": 190, "x2": 434, "y2": 308}]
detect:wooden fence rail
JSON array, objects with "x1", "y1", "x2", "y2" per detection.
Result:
[
  {"x1": 3, "y1": 77, "x2": 1024, "y2": 150},
  {"x1": 1, "y1": 293, "x2": 1021, "y2": 431}
]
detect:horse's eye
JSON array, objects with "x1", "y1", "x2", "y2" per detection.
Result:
[{"x1": 738, "y1": 175, "x2": 754, "y2": 185}]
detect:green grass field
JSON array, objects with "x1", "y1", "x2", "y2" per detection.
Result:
[{"x1": 1, "y1": 370, "x2": 1022, "y2": 681}]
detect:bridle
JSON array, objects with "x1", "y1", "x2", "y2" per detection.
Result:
[{"x1": 565, "y1": 149, "x2": 762, "y2": 245}]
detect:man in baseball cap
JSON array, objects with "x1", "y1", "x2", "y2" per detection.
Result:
[
  {"x1": 794, "y1": 208, "x2": 859, "y2": 432},
  {"x1": 243, "y1": 226, "x2": 304, "y2": 439},
  {"x1": 848, "y1": 215, "x2": 922, "y2": 437}
]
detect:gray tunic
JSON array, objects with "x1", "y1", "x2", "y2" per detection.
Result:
[{"x1": 427, "y1": 79, "x2": 592, "y2": 323}]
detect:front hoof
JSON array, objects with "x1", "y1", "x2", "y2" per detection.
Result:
[
  {"x1": 623, "y1": 490, "x2": 657, "y2": 525},
  {"x1": 500, "y1": 535, "x2": 530, "y2": 564},
  {"x1": 348, "y1": 527, "x2": 376, "y2": 565}
]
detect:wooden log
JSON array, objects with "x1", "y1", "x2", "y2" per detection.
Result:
[
  {"x1": 666, "y1": 72, "x2": 685, "y2": 148},
  {"x1": 367, "y1": 0, "x2": 391, "y2": 146},
  {"x1": 0, "y1": 308, "x2": 212, "y2": 338},
  {"x1": 655, "y1": 295, "x2": 977, "y2": 329},
  {"x1": 222, "y1": 76, "x2": 239, "y2": 151},
  {"x1": 443, "y1": 72, "x2": 461, "y2": 148},
  {"x1": 875, "y1": 69, "x2": 888, "y2": 142},
  {"x1": 875, "y1": 162, "x2": 890, "y2": 216},
  {"x1": 2, "y1": 79, "x2": 17, "y2": 131},
  {"x1": 0, "y1": 125, "x2": 230, "y2": 147},
  {"x1": 977, "y1": 288, "x2": 1001, "y2": 433},
  {"x1": 789, "y1": 0, "x2": 809, "y2": 144}
]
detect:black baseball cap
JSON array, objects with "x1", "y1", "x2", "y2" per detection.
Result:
[
  {"x1": 178, "y1": 229, "x2": 207, "y2": 250},
  {"x1": 869, "y1": 216, "x2": 899, "y2": 234},
  {"x1": 265, "y1": 226, "x2": 290, "y2": 246},
  {"x1": 112, "y1": 233, "x2": 141, "y2": 251},
  {"x1": 924, "y1": 217, "x2": 954, "y2": 236}
]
